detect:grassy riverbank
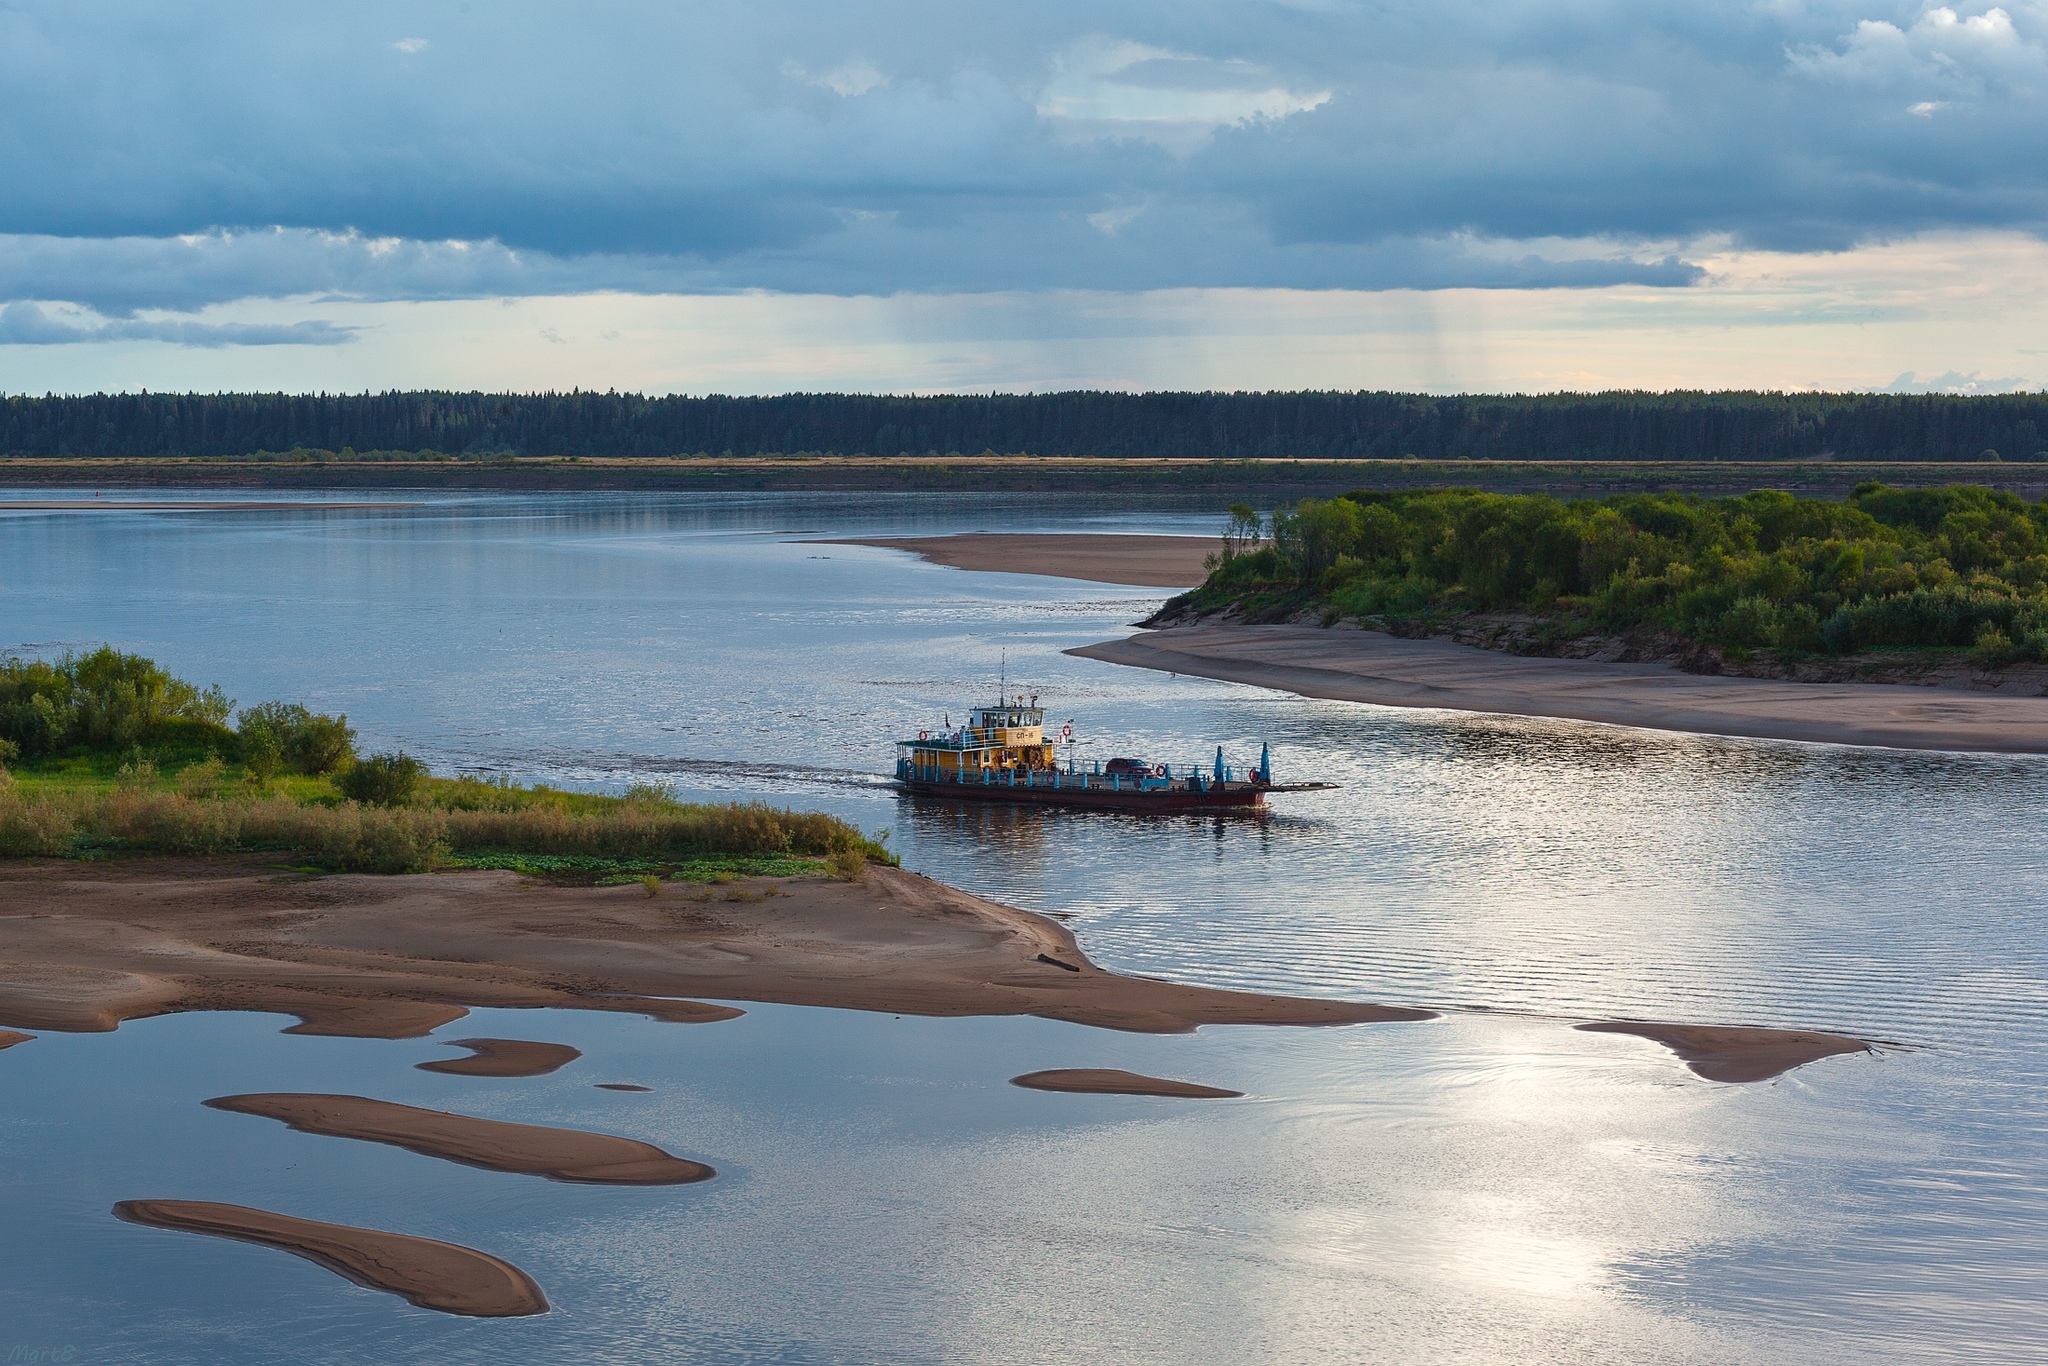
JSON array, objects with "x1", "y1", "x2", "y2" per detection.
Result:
[
  {"x1": 0, "y1": 650, "x2": 892, "y2": 876},
  {"x1": 1160, "y1": 483, "x2": 2048, "y2": 675}
]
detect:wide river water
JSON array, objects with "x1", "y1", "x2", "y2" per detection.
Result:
[{"x1": 1, "y1": 490, "x2": 2043, "y2": 1364}]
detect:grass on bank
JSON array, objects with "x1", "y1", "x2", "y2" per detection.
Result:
[
  {"x1": 0, "y1": 650, "x2": 893, "y2": 878},
  {"x1": 1172, "y1": 483, "x2": 2048, "y2": 669}
]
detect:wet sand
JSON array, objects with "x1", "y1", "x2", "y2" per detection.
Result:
[
  {"x1": 1011, "y1": 1068, "x2": 1243, "y2": 1098},
  {"x1": 417, "y1": 1038, "x2": 582, "y2": 1077},
  {"x1": 1578, "y1": 1022, "x2": 1873, "y2": 1083},
  {"x1": 1072, "y1": 623, "x2": 2048, "y2": 754},
  {"x1": 206, "y1": 1093, "x2": 712, "y2": 1184},
  {"x1": 113, "y1": 1199, "x2": 548, "y2": 1317},
  {"x1": 0, "y1": 860, "x2": 1430, "y2": 1038},
  {"x1": 0, "y1": 1029, "x2": 30, "y2": 1050},
  {"x1": 826, "y1": 533, "x2": 1213, "y2": 587}
]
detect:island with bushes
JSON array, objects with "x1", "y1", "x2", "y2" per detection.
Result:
[{"x1": 1159, "y1": 482, "x2": 2048, "y2": 680}]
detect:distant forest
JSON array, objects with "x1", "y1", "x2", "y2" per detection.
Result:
[{"x1": 3, "y1": 390, "x2": 2046, "y2": 463}]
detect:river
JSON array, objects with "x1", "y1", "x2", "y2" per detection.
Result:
[{"x1": 1, "y1": 489, "x2": 2041, "y2": 1363}]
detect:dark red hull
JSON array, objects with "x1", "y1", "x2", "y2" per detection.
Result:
[{"x1": 895, "y1": 776, "x2": 1332, "y2": 812}]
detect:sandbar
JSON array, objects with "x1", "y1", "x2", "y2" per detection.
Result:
[
  {"x1": 1071, "y1": 623, "x2": 2048, "y2": 754},
  {"x1": 112, "y1": 1199, "x2": 547, "y2": 1317},
  {"x1": 0, "y1": 860, "x2": 1430, "y2": 1038},
  {"x1": 206, "y1": 1092, "x2": 713, "y2": 1184},
  {"x1": 825, "y1": 533, "x2": 1213, "y2": 587},
  {"x1": 1011, "y1": 1068, "x2": 1243, "y2": 1098},
  {"x1": 1577, "y1": 1021, "x2": 1872, "y2": 1083},
  {"x1": 417, "y1": 1037, "x2": 582, "y2": 1077},
  {"x1": 0, "y1": 1029, "x2": 30, "y2": 1050}
]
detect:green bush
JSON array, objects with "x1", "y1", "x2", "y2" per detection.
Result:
[
  {"x1": 1168, "y1": 483, "x2": 2048, "y2": 664},
  {"x1": 1973, "y1": 625, "x2": 2021, "y2": 670},
  {"x1": 338, "y1": 752, "x2": 425, "y2": 806},
  {"x1": 0, "y1": 766, "x2": 885, "y2": 876},
  {"x1": 237, "y1": 701, "x2": 357, "y2": 775},
  {"x1": 1, "y1": 648, "x2": 234, "y2": 759}
]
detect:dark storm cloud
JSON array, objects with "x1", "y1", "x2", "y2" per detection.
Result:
[{"x1": 0, "y1": 0, "x2": 2041, "y2": 318}]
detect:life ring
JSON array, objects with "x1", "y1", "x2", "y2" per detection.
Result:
[
  {"x1": 1152, "y1": 764, "x2": 1167, "y2": 777},
  {"x1": 1061, "y1": 725, "x2": 1073, "y2": 740},
  {"x1": 918, "y1": 730, "x2": 929, "y2": 741}
]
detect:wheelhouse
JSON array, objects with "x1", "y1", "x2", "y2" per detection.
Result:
[{"x1": 896, "y1": 693, "x2": 1055, "y2": 778}]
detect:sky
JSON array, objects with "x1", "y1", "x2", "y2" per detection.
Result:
[{"x1": 1, "y1": 1, "x2": 2045, "y2": 395}]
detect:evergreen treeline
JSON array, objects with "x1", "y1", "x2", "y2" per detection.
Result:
[
  {"x1": 1173, "y1": 483, "x2": 2048, "y2": 662},
  {"x1": 1, "y1": 390, "x2": 2045, "y2": 462}
]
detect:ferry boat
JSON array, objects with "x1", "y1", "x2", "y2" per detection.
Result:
[{"x1": 893, "y1": 693, "x2": 1335, "y2": 812}]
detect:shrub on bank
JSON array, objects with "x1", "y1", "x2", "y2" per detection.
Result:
[
  {"x1": 1, "y1": 647, "x2": 234, "y2": 758},
  {"x1": 0, "y1": 785, "x2": 888, "y2": 877},
  {"x1": 439, "y1": 797, "x2": 882, "y2": 863},
  {"x1": 1176, "y1": 483, "x2": 2048, "y2": 664},
  {"x1": 237, "y1": 702, "x2": 357, "y2": 777},
  {"x1": 338, "y1": 752, "x2": 424, "y2": 806},
  {"x1": 0, "y1": 648, "x2": 893, "y2": 876}
]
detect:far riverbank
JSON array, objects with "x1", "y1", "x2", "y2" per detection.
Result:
[{"x1": 7, "y1": 456, "x2": 2047, "y2": 500}]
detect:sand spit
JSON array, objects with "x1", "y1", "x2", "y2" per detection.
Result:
[
  {"x1": 1011, "y1": 1068, "x2": 1243, "y2": 1098},
  {"x1": 825, "y1": 533, "x2": 1213, "y2": 588},
  {"x1": 0, "y1": 1029, "x2": 31, "y2": 1049},
  {"x1": 0, "y1": 859, "x2": 1431, "y2": 1037},
  {"x1": 417, "y1": 1038, "x2": 582, "y2": 1078},
  {"x1": 1072, "y1": 623, "x2": 2048, "y2": 754},
  {"x1": 1578, "y1": 1022, "x2": 1873, "y2": 1082},
  {"x1": 206, "y1": 1093, "x2": 714, "y2": 1184},
  {"x1": 113, "y1": 1199, "x2": 548, "y2": 1317}
]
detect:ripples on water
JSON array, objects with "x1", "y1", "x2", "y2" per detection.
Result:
[{"x1": 2, "y1": 490, "x2": 2044, "y2": 1363}]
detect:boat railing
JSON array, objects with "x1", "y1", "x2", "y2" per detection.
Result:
[
  {"x1": 895, "y1": 759, "x2": 1256, "y2": 792},
  {"x1": 898, "y1": 726, "x2": 1046, "y2": 751}
]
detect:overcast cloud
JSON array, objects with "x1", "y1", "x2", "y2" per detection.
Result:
[{"x1": 0, "y1": 1, "x2": 2043, "y2": 352}]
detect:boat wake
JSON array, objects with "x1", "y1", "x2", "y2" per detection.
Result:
[{"x1": 449, "y1": 749, "x2": 892, "y2": 796}]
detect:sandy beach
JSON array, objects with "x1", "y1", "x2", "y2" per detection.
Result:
[
  {"x1": 206, "y1": 1093, "x2": 713, "y2": 1184},
  {"x1": 0, "y1": 856, "x2": 1879, "y2": 1083},
  {"x1": 0, "y1": 859, "x2": 1429, "y2": 1038},
  {"x1": 826, "y1": 533, "x2": 1213, "y2": 587},
  {"x1": 417, "y1": 1037, "x2": 582, "y2": 1077},
  {"x1": 113, "y1": 1200, "x2": 549, "y2": 1316},
  {"x1": 1071, "y1": 622, "x2": 2048, "y2": 754}
]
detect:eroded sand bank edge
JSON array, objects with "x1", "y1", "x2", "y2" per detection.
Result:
[
  {"x1": 112, "y1": 1199, "x2": 549, "y2": 1317},
  {"x1": 1070, "y1": 624, "x2": 2048, "y2": 754}
]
